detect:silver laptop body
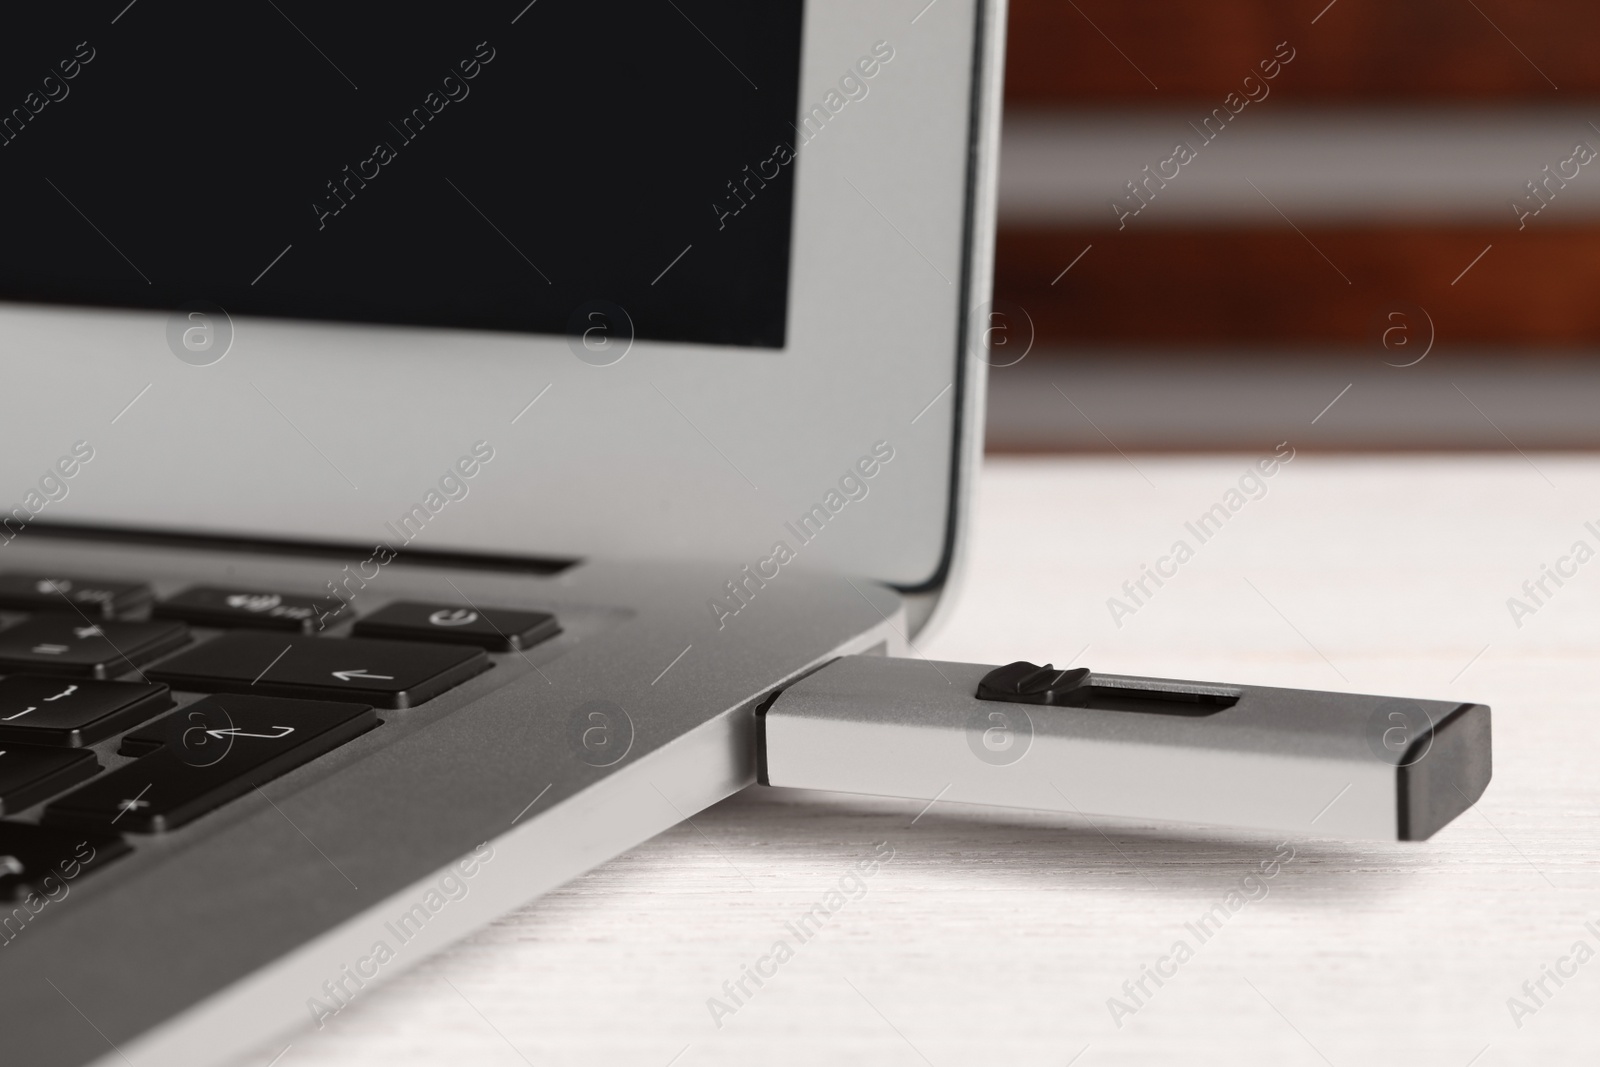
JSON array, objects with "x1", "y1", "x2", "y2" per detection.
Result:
[{"x1": 0, "y1": 1, "x2": 1005, "y2": 1063}]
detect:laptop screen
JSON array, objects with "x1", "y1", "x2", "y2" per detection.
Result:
[{"x1": 0, "y1": 2, "x2": 804, "y2": 349}]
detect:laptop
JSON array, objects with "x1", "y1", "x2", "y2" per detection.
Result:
[{"x1": 0, "y1": 1, "x2": 1004, "y2": 1063}]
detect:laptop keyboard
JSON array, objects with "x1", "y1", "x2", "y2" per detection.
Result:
[{"x1": 0, "y1": 570, "x2": 561, "y2": 900}]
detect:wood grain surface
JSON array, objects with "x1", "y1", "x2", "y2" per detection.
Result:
[
  {"x1": 1005, "y1": 0, "x2": 1594, "y2": 103},
  {"x1": 251, "y1": 456, "x2": 1600, "y2": 1067},
  {"x1": 996, "y1": 226, "x2": 1600, "y2": 348}
]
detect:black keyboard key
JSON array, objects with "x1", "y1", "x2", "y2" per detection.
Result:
[
  {"x1": 148, "y1": 632, "x2": 490, "y2": 709},
  {"x1": 352, "y1": 600, "x2": 559, "y2": 651},
  {"x1": 0, "y1": 573, "x2": 151, "y2": 618},
  {"x1": 0, "y1": 616, "x2": 190, "y2": 679},
  {"x1": 0, "y1": 678, "x2": 173, "y2": 748},
  {"x1": 117, "y1": 693, "x2": 371, "y2": 760},
  {"x1": 46, "y1": 695, "x2": 376, "y2": 833},
  {"x1": 0, "y1": 746, "x2": 99, "y2": 815},
  {"x1": 0, "y1": 823, "x2": 129, "y2": 903},
  {"x1": 154, "y1": 585, "x2": 347, "y2": 632}
]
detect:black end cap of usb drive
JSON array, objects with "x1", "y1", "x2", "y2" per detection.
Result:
[{"x1": 976, "y1": 661, "x2": 1092, "y2": 706}]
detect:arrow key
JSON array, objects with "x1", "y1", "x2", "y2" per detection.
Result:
[{"x1": 148, "y1": 632, "x2": 490, "y2": 709}]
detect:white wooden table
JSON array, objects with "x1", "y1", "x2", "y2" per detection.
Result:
[{"x1": 264, "y1": 455, "x2": 1600, "y2": 1067}]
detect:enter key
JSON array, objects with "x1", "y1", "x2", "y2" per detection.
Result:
[{"x1": 44, "y1": 694, "x2": 376, "y2": 833}]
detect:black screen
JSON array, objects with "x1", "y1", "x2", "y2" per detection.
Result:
[{"x1": 0, "y1": 1, "x2": 804, "y2": 348}]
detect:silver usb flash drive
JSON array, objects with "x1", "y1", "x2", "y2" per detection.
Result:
[{"x1": 757, "y1": 657, "x2": 1492, "y2": 841}]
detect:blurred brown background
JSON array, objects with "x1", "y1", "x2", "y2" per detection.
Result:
[{"x1": 988, "y1": 0, "x2": 1600, "y2": 450}]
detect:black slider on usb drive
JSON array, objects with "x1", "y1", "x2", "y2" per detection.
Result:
[{"x1": 757, "y1": 657, "x2": 1492, "y2": 841}]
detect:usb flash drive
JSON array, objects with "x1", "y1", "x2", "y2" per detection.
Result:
[{"x1": 757, "y1": 657, "x2": 1492, "y2": 841}]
